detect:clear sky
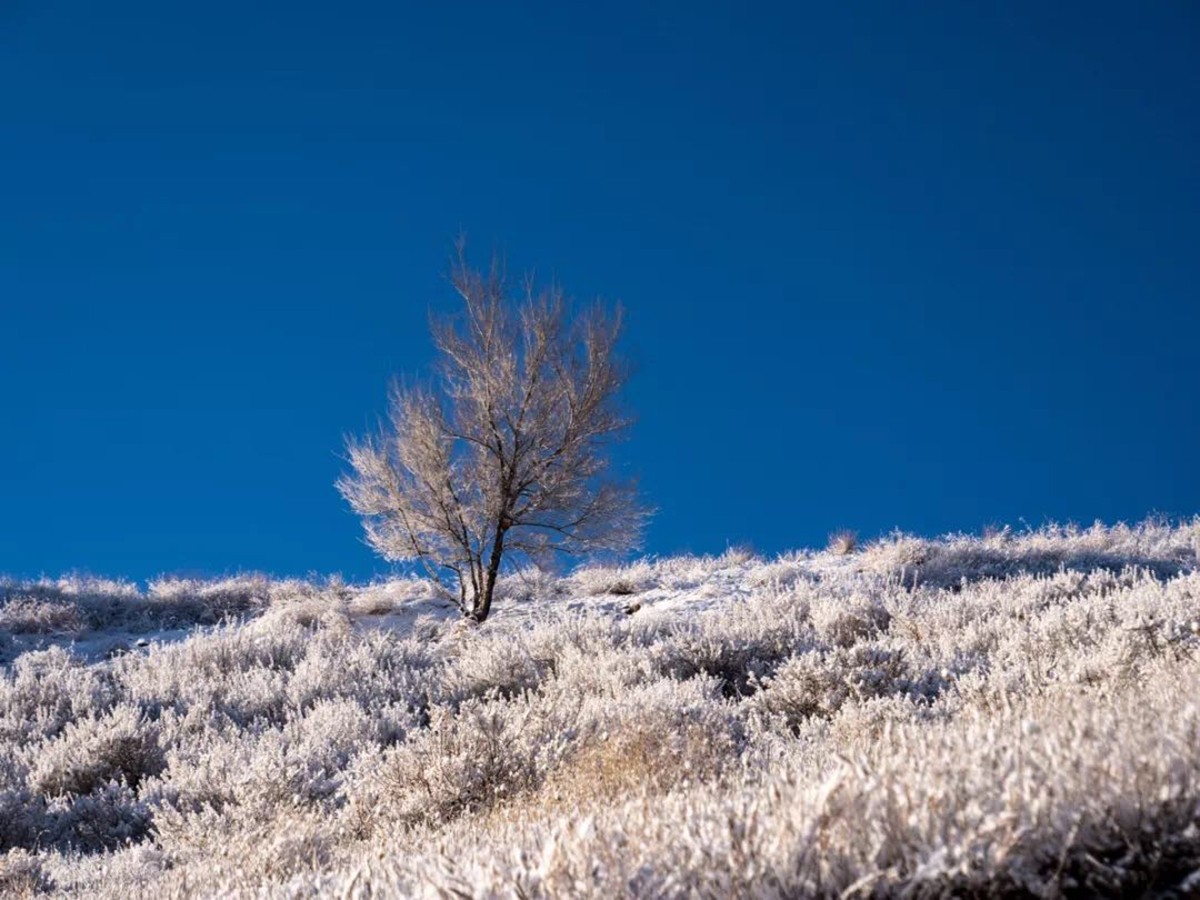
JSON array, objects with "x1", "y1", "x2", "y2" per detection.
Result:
[{"x1": 2, "y1": 2, "x2": 1197, "y2": 582}]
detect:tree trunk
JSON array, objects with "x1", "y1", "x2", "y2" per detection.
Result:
[{"x1": 471, "y1": 527, "x2": 507, "y2": 623}]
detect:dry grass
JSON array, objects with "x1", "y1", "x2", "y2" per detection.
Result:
[{"x1": 828, "y1": 529, "x2": 859, "y2": 556}]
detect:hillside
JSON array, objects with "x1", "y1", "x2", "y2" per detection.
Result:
[{"x1": 2, "y1": 520, "x2": 1199, "y2": 897}]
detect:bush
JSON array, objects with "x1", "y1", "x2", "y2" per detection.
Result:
[
  {"x1": 746, "y1": 643, "x2": 938, "y2": 732},
  {"x1": 31, "y1": 704, "x2": 164, "y2": 797},
  {"x1": 0, "y1": 519, "x2": 1198, "y2": 895},
  {"x1": 828, "y1": 529, "x2": 858, "y2": 556},
  {"x1": 0, "y1": 849, "x2": 51, "y2": 896},
  {"x1": 0, "y1": 599, "x2": 87, "y2": 637},
  {"x1": 44, "y1": 781, "x2": 153, "y2": 852},
  {"x1": 367, "y1": 697, "x2": 546, "y2": 826}
]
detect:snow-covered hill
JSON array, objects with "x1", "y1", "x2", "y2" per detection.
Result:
[{"x1": 2, "y1": 519, "x2": 1199, "y2": 896}]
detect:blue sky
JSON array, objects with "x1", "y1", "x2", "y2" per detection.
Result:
[{"x1": 2, "y1": 2, "x2": 1197, "y2": 581}]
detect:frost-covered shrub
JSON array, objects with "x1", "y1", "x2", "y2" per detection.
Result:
[
  {"x1": 0, "y1": 648, "x2": 117, "y2": 745},
  {"x1": 0, "y1": 786, "x2": 38, "y2": 853},
  {"x1": 263, "y1": 596, "x2": 353, "y2": 633},
  {"x1": 3, "y1": 519, "x2": 1200, "y2": 896},
  {"x1": 643, "y1": 589, "x2": 814, "y2": 696},
  {"x1": 147, "y1": 698, "x2": 383, "y2": 860},
  {"x1": 0, "y1": 577, "x2": 140, "y2": 636},
  {"x1": 548, "y1": 678, "x2": 740, "y2": 802},
  {"x1": 568, "y1": 559, "x2": 659, "y2": 596},
  {"x1": 118, "y1": 621, "x2": 317, "y2": 723},
  {"x1": 0, "y1": 599, "x2": 87, "y2": 636},
  {"x1": 442, "y1": 634, "x2": 554, "y2": 703},
  {"x1": 810, "y1": 591, "x2": 892, "y2": 647},
  {"x1": 145, "y1": 574, "x2": 275, "y2": 623},
  {"x1": 860, "y1": 519, "x2": 1197, "y2": 589},
  {"x1": 152, "y1": 803, "x2": 338, "y2": 884},
  {"x1": 651, "y1": 628, "x2": 776, "y2": 696},
  {"x1": 746, "y1": 643, "x2": 938, "y2": 731},
  {"x1": 43, "y1": 782, "x2": 153, "y2": 852},
  {"x1": 30, "y1": 705, "x2": 163, "y2": 798},
  {"x1": 349, "y1": 674, "x2": 739, "y2": 836},
  {"x1": 0, "y1": 849, "x2": 51, "y2": 896},
  {"x1": 0, "y1": 574, "x2": 285, "y2": 638},
  {"x1": 365, "y1": 696, "x2": 549, "y2": 827},
  {"x1": 493, "y1": 567, "x2": 564, "y2": 604},
  {"x1": 37, "y1": 843, "x2": 169, "y2": 897},
  {"x1": 283, "y1": 632, "x2": 433, "y2": 723},
  {"x1": 745, "y1": 558, "x2": 810, "y2": 590},
  {"x1": 349, "y1": 591, "x2": 396, "y2": 616},
  {"x1": 568, "y1": 550, "x2": 758, "y2": 600},
  {"x1": 828, "y1": 529, "x2": 858, "y2": 556},
  {"x1": 0, "y1": 573, "x2": 363, "y2": 646},
  {"x1": 289, "y1": 661, "x2": 1200, "y2": 900}
]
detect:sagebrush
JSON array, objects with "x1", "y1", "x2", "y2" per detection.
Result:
[{"x1": 2, "y1": 518, "x2": 1199, "y2": 896}]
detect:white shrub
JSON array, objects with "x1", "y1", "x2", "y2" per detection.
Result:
[
  {"x1": 0, "y1": 848, "x2": 50, "y2": 896},
  {"x1": 2, "y1": 518, "x2": 1199, "y2": 896},
  {"x1": 30, "y1": 704, "x2": 163, "y2": 798}
]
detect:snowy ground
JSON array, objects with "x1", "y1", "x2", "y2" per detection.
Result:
[{"x1": 2, "y1": 519, "x2": 1199, "y2": 897}]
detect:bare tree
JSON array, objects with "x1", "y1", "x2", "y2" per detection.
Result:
[{"x1": 338, "y1": 247, "x2": 649, "y2": 623}]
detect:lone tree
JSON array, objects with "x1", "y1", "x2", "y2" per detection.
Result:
[{"x1": 338, "y1": 248, "x2": 649, "y2": 623}]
